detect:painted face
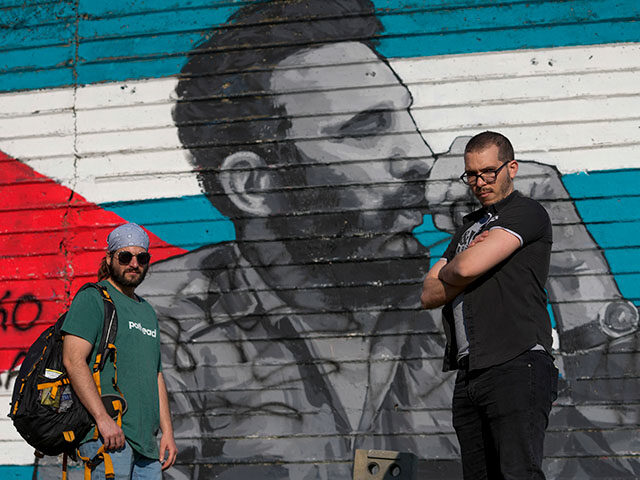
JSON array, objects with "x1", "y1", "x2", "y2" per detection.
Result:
[
  {"x1": 463, "y1": 144, "x2": 515, "y2": 206},
  {"x1": 107, "y1": 246, "x2": 149, "y2": 288},
  {"x1": 270, "y1": 42, "x2": 434, "y2": 239}
]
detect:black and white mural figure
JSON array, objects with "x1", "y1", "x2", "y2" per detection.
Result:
[
  {"x1": 141, "y1": 2, "x2": 449, "y2": 478},
  {"x1": 138, "y1": 1, "x2": 640, "y2": 478}
]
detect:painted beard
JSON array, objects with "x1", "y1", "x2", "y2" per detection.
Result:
[{"x1": 109, "y1": 261, "x2": 149, "y2": 288}]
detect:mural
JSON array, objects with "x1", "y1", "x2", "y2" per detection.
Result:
[{"x1": 1, "y1": 0, "x2": 639, "y2": 479}]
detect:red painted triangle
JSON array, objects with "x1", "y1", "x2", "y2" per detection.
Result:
[{"x1": 0, "y1": 152, "x2": 186, "y2": 372}]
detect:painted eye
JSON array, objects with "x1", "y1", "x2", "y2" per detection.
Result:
[{"x1": 335, "y1": 109, "x2": 391, "y2": 139}]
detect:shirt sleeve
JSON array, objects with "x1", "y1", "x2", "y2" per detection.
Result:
[
  {"x1": 442, "y1": 240, "x2": 455, "y2": 262},
  {"x1": 442, "y1": 228, "x2": 464, "y2": 262},
  {"x1": 490, "y1": 198, "x2": 551, "y2": 246},
  {"x1": 61, "y1": 287, "x2": 103, "y2": 346}
]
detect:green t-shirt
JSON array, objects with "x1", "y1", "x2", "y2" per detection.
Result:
[{"x1": 61, "y1": 280, "x2": 161, "y2": 458}]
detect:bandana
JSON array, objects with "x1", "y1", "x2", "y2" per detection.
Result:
[{"x1": 107, "y1": 223, "x2": 150, "y2": 252}]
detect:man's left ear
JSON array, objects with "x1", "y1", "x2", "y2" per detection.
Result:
[{"x1": 508, "y1": 160, "x2": 519, "y2": 179}]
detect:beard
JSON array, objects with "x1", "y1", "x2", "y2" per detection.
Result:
[{"x1": 109, "y1": 262, "x2": 149, "y2": 288}]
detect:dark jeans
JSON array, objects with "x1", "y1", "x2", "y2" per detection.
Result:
[{"x1": 452, "y1": 350, "x2": 558, "y2": 480}]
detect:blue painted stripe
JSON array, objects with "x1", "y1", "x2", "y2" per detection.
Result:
[
  {"x1": 1, "y1": 0, "x2": 640, "y2": 91},
  {"x1": 0, "y1": 2, "x2": 74, "y2": 32},
  {"x1": 561, "y1": 169, "x2": 640, "y2": 198},
  {"x1": 0, "y1": 68, "x2": 74, "y2": 92},
  {"x1": 78, "y1": 6, "x2": 237, "y2": 40},
  {"x1": 563, "y1": 169, "x2": 640, "y2": 304},
  {"x1": 376, "y1": 21, "x2": 640, "y2": 58},
  {"x1": 95, "y1": 169, "x2": 639, "y2": 307},
  {"x1": 377, "y1": 0, "x2": 640, "y2": 37},
  {"x1": 581, "y1": 221, "x2": 640, "y2": 249},
  {"x1": 79, "y1": 0, "x2": 263, "y2": 17},
  {"x1": 0, "y1": 465, "x2": 33, "y2": 480},
  {"x1": 78, "y1": 0, "x2": 640, "y2": 62},
  {"x1": 1, "y1": 24, "x2": 74, "y2": 52},
  {"x1": 77, "y1": 33, "x2": 204, "y2": 64},
  {"x1": 76, "y1": 57, "x2": 187, "y2": 86},
  {"x1": 102, "y1": 196, "x2": 235, "y2": 250},
  {"x1": 573, "y1": 197, "x2": 640, "y2": 223},
  {"x1": 604, "y1": 248, "x2": 640, "y2": 275},
  {"x1": 614, "y1": 273, "x2": 640, "y2": 303},
  {"x1": 0, "y1": 45, "x2": 74, "y2": 74}
]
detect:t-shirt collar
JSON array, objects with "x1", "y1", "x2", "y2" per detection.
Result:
[{"x1": 464, "y1": 190, "x2": 521, "y2": 222}]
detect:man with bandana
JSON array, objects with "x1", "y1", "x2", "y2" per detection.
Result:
[{"x1": 62, "y1": 223, "x2": 178, "y2": 480}]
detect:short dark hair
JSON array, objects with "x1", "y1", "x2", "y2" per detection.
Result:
[
  {"x1": 173, "y1": 0, "x2": 384, "y2": 214},
  {"x1": 464, "y1": 131, "x2": 515, "y2": 164}
]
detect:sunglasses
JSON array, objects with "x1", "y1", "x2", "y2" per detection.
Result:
[{"x1": 114, "y1": 251, "x2": 151, "y2": 266}]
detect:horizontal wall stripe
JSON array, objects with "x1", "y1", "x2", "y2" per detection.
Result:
[
  {"x1": 1, "y1": 1, "x2": 639, "y2": 91},
  {"x1": 103, "y1": 196, "x2": 236, "y2": 248},
  {"x1": 605, "y1": 248, "x2": 640, "y2": 275},
  {"x1": 0, "y1": 42, "x2": 638, "y2": 207},
  {"x1": 378, "y1": 15, "x2": 640, "y2": 58},
  {"x1": 562, "y1": 169, "x2": 640, "y2": 198},
  {"x1": 581, "y1": 221, "x2": 640, "y2": 248},
  {"x1": 0, "y1": 68, "x2": 73, "y2": 94},
  {"x1": 573, "y1": 197, "x2": 640, "y2": 223},
  {"x1": 0, "y1": 44, "x2": 75, "y2": 74},
  {"x1": 0, "y1": 1, "x2": 75, "y2": 45},
  {"x1": 0, "y1": 466, "x2": 33, "y2": 479},
  {"x1": 77, "y1": 6, "x2": 237, "y2": 40}
]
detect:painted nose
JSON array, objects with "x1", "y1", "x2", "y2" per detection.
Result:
[{"x1": 390, "y1": 156, "x2": 433, "y2": 181}]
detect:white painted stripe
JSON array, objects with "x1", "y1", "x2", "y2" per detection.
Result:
[
  {"x1": 0, "y1": 43, "x2": 639, "y2": 205},
  {"x1": 407, "y1": 71, "x2": 640, "y2": 107},
  {"x1": 0, "y1": 88, "x2": 74, "y2": 117},
  {"x1": 76, "y1": 126, "x2": 182, "y2": 154},
  {"x1": 1, "y1": 77, "x2": 200, "y2": 201},
  {"x1": 389, "y1": 43, "x2": 640, "y2": 82},
  {"x1": 2, "y1": 136, "x2": 75, "y2": 160},
  {"x1": 0, "y1": 374, "x2": 35, "y2": 465},
  {"x1": 75, "y1": 77, "x2": 179, "y2": 109},
  {"x1": 391, "y1": 43, "x2": 640, "y2": 171},
  {"x1": 0, "y1": 112, "x2": 74, "y2": 139},
  {"x1": 76, "y1": 104, "x2": 175, "y2": 133}
]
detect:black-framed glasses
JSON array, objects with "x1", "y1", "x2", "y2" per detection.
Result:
[
  {"x1": 114, "y1": 251, "x2": 151, "y2": 266},
  {"x1": 459, "y1": 162, "x2": 509, "y2": 185}
]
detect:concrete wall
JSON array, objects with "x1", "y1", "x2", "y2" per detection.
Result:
[{"x1": 1, "y1": 1, "x2": 639, "y2": 478}]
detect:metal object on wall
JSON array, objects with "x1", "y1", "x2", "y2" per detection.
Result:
[{"x1": 353, "y1": 449, "x2": 417, "y2": 480}]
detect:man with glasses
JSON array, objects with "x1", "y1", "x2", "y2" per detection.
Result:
[
  {"x1": 62, "y1": 223, "x2": 178, "y2": 479},
  {"x1": 421, "y1": 131, "x2": 558, "y2": 479}
]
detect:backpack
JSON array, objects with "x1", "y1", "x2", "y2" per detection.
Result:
[{"x1": 8, "y1": 283, "x2": 121, "y2": 457}]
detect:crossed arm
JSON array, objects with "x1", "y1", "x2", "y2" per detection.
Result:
[{"x1": 420, "y1": 229, "x2": 521, "y2": 309}]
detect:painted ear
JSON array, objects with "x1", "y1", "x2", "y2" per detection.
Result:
[{"x1": 219, "y1": 151, "x2": 273, "y2": 216}]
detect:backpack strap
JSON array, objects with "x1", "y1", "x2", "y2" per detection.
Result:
[
  {"x1": 73, "y1": 284, "x2": 121, "y2": 479},
  {"x1": 76, "y1": 446, "x2": 115, "y2": 480},
  {"x1": 88, "y1": 284, "x2": 118, "y2": 374}
]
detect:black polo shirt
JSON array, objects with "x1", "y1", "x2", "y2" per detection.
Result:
[{"x1": 441, "y1": 190, "x2": 553, "y2": 371}]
